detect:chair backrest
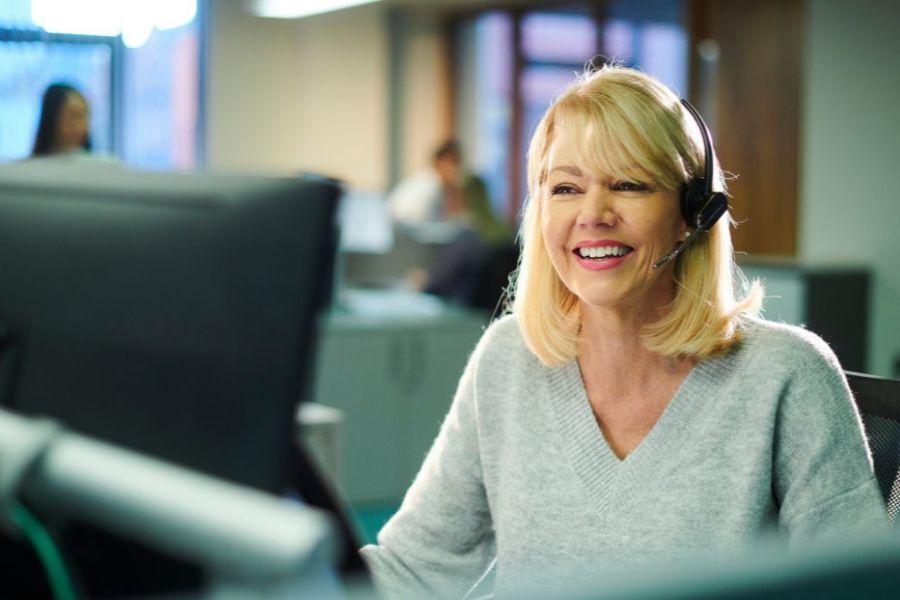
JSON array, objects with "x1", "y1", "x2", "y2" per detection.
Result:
[
  {"x1": 469, "y1": 242, "x2": 519, "y2": 313},
  {"x1": 845, "y1": 371, "x2": 900, "y2": 523}
]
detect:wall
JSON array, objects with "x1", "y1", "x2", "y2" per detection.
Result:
[
  {"x1": 205, "y1": 0, "x2": 389, "y2": 189},
  {"x1": 205, "y1": 2, "x2": 450, "y2": 190},
  {"x1": 393, "y1": 11, "x2": 453, "y2": 183},
  {"x1": 800, "y1": 0, "x2": 900, "y2": 376}
]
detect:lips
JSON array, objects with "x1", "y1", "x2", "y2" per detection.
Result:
[
  {"x1": 572, "y1": 240, "x2": 634, "y2": 270},
  {"x1": 573, "y1": 240, "x2": 634, "y2": 258},
  {"x1": 575, "y1": 245, "x2": 633, "y2": 259}
]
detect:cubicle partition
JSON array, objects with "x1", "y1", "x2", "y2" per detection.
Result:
[
  {"x1": 312, "y1": 288, "x2": 487, "y2": 506},
  {"x1": 740, "y1": 260, "x2": 870, "y2": 372}
]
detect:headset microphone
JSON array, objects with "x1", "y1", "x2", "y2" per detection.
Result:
[
  {"x1": 653, "y1": 227, "x2": 703, "y2": 269},
  {"x1": 653, "y1": 99, "x2": 728, "y2": 269}
]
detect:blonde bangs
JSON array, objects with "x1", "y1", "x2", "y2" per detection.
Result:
[{"x1": 551, "y1": 95, "x2": 691, "y2": 195}]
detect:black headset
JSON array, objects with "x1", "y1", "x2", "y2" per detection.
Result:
[{"x1": 678, "y1": 99, "x2": 728, "y2": 232}]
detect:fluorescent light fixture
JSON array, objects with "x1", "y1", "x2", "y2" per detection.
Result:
[
  {"x1": 251, "y1": 0, "x2": 381, "y2": 19},
  {"x1": 153, "y1": 0, "x2": 199, "y2": 30},
  {"x1": 31, "y1": 0, "x2": 124, "y2": 36},
  {"x1": 31, "y1": 0, "x2": 197, "y2": 47},
  {"x1": 122, "y1": 20, "x2": 154, "y2": 49}
]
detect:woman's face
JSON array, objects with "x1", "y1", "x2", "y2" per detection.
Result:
[
  {"x1": 540, "y1": 123, "x2": 688, "y2": 317},
  {"x1": 55, "y1": 92, "x2": 89, "y2": 152}
]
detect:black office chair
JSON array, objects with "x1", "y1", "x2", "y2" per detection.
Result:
[
  {"x1": 845, "y1": 371, "x2": 900, "y2": 524},
  {"x1": 468, "y1": 242, "x2": 519, "y2": 315}
]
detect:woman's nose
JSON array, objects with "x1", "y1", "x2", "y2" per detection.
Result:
[{"x1": 577, "y1": 188, "x2": 617, "y2": 228}]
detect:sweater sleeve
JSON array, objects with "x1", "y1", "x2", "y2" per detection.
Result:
[
  {"x1": 360, "y1": 334, "x2": 494, "y2": 599},
  {"x1": 772, "y1": 334, "x2": 888, "y2": 543}
]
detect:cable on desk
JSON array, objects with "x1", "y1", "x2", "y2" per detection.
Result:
[{"x1": 11, "y1": 503, "x2": 77, "y2": 600}]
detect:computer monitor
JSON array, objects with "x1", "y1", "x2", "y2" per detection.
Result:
[
  {"x1": 547, "y1": 533, "x2": 900, "y2": 600},
  {"x1": 0, "y1": 159, "x2": 365, "y2": 596}
]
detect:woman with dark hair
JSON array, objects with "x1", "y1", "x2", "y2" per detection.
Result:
[{"x1": 31, "y1": 82, "x2": 92, "y2": 157}]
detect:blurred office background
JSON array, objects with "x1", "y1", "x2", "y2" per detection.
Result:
[{"x1": 1, "y1": 0, "x2": 899, "y2": 541}]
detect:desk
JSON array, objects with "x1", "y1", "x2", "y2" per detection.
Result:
[{"x1": 311, "y1": 288, "x2": 487, "y2": 504}]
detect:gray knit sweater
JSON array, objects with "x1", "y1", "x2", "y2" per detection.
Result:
[{"x1": 361, "y1": 315, "x2": 886, "y2": 598}]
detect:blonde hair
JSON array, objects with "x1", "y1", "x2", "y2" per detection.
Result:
[{"x1": 511, "y1": 65, "x2": 762, "y2": 367}]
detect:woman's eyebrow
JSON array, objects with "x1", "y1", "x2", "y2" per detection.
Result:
[{"x1": 547, "y1": 165, "x2": 584, "y2": 177}]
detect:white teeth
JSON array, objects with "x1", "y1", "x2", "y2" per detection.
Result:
[{"x1": 577, "y1": 246, "x2": 629, "y2": 259}]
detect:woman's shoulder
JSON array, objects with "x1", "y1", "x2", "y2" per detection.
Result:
[
  {"x1": 475, "y1": 313, "x2": 525, "y2": 353},
  {"x1": 471, "y1": 313, "x2": 539, "y2": 372},
  {"x1": 726, "y1": 318, "x2": 855, "y2": 421},
  {"x1": 738, "y1": 315, "x2": 844, "y2": 376}
]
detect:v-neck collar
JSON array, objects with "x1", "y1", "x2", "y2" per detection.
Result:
[{"x1": 546, "y1": 346, "x2": 742, "y2": 519}]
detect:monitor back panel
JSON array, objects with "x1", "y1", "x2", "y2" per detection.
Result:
[{"x1": 0, "y1": 160, "x2": 339, "y2": 492}]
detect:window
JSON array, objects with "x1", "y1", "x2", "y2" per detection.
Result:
[
  {"x1": 121, "y1": 20, "x2": 201, "y2": 170},
  {"x1": 0, "y1": 0, "x2": 202, "y2": 169},
  {"x1": 454, "y1": 0, "x2": 688, "y2": 220},
  {"x1": 0, "y1": 38, "x2": 114, "y2": 158},
  {"x1": 455, "y1": 11, "x2": 514, "y2": 220}
]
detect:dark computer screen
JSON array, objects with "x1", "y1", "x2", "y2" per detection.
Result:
[
  {"x1": 0, "y1": 159, "x2": 364, "y2": 597},
  {"x1": 556, "y1": 534, "x2": 900, "y2": 600}
]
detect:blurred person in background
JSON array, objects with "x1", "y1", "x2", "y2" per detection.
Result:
[
  {"x1": 390, "y1": 140, "x2": 514, "y2": 308},
  {"x1": 31, "y1": 82, "x2": 92, "y2": 157},
  {"x1": 388, "y1": 139, "x2": 509, "y2": 244}
]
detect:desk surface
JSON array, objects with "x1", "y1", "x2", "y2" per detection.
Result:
[{"x1": 330, "y1": 286, "x2": 488, "y2": 330}]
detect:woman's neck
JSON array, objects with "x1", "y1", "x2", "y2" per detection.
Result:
[{"x1": 577, "y1": 301, "x2": 688, "y2": 392}]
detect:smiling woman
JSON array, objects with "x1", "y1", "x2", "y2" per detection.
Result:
[
  {"x1": 360, "y1": 65, "x2": 888, "y2": 599},
  {"x1": 516, "y1": 67, "x2": 755, "y2": 366},
  {"x1": 539, "y1": 149, "x2": 686, "y2": 330}
]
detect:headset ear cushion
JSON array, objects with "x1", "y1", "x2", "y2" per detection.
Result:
[{"x1": 696, "y1": 192, "x2": 728, "y2": 231}]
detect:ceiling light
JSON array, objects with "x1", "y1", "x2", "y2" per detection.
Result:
[
  {"x1": 251, "y1": 0, "x2": 381, "y2": 20},
  {"x1": 30, "y1": 0, "x2": 197, "y2": 47}
]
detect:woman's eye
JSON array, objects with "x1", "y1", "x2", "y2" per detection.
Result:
[
  {"x1": 550, "y1": 184, "x2": 580, "y2": 196},
  {"x1": 612, "y1": 181, "x2": 650, "y2": 192}
]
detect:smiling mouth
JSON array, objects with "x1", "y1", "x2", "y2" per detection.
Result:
[{"x1": 575, "y1": 246, "x2": 634, "y2": 260}]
